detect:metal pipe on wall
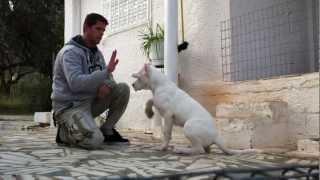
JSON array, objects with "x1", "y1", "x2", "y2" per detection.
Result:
[{"x1": 164, "y1": 0, "x2": 178, "y2": 84}]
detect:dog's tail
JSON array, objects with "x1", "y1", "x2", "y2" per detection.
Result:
[
  {"x1": 214, "y1": 137, "x2": 262, "y2": 155},
  {"x1": 145, "y1": 99, "x2": 154, "y2": 118}
]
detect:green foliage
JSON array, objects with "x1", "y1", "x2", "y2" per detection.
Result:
[
  {"x1": 0, "y1": 0, "x2": 63, "y2": 113},
  {"x1": 0, "y1": 73, "x2": 52, "y2": 114},
  {"x1": 0, "y1": 0, "x2": 64, "y2": 96},
  {"x1": 138, "y1": 24, "x2": 164, "y2": 57}
]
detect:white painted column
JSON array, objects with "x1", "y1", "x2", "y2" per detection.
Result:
[
  {"x1": 164, "y1": 0, "x2": 178, "y2": 84},
  {"x1": 64, "y1": 0, "x2": 82, "y2": 43}
]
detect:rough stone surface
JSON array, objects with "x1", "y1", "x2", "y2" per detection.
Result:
[
  {"x1": 189, "y1": 73, "x2": 319, "y2": 150},
  {"x1": 215, "y1": 118, "x2": 253, "y2": 149},
  {"x1": 297, "y1": 139, "x2": 320, "y2": 154},
  {"x1": 215, "y1": 101, "x2": 290, "y2": 149},
  {"x1": 0, "y1": 118, "x2": 317, "y2": 178}
]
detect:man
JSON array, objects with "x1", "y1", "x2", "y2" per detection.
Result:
[{"x1": 51, "y1": 13, "x2": 130, "y2": 149}]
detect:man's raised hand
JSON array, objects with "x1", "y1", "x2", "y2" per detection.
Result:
[{"x1": 107, "y1": 50, "x2": 119, "y2": 73}]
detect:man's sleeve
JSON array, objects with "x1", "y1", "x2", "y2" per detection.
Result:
[
  {"x1": 62, "y1": 49, "x2": 109, "y2": 93},
  {"x1": 104, "y1": 74, "x2": 117, "y2": 89}
]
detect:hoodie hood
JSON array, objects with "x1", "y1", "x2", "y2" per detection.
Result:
[{"x1": 67, "y1": 35, "x2": 98, "y2": 53}]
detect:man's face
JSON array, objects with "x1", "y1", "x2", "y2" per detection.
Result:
[{"x1": 85, "y1": 21, "x2": 107, "y2": 45}]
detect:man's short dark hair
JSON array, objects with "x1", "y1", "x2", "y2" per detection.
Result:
[{"x1": 83, "y1": 13, "x2": 108, "y2": 32}]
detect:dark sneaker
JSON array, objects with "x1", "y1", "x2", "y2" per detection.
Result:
[{"x1": 104, "y1": 128, "x2": 129, "y2": 143}]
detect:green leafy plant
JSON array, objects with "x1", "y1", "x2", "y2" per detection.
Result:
[{"x1": 139, "y1": 23, "x2": 164, "y2": 57}]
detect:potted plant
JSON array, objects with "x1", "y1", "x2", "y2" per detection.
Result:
[{"x1": 139, "y1": 24, "x2": 164, "y2": 67}]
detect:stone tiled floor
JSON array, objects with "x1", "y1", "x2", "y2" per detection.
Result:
[{"x1": 0, "y1": 119, "x2": 318, "y2": 179}]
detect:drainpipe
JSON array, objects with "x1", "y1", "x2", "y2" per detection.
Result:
[
  {"x1": 164, "y1": 0, "x2": 178, "y2": 84},
  {"x1": 64, "y1": 0, "x2": 81, "y2": 43},
  {"x1": 316, "y1": 1, "x2": 320, "y2": 72}
]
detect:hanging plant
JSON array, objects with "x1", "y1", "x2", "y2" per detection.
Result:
[{"x1": 139, "y1": 23, "x2": 164, "y2": 57}]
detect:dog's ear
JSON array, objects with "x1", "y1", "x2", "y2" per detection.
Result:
[{"x1": 144, "y1": 64, "x2": 150, "y2": 77}]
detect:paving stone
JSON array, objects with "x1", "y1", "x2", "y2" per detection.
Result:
[
  {"x1": 77, "y1": 176, "x2": 90, "y2": 180},
  {"x1": 216, "y1": 162, "x2": 227, "y2": 168},
  {"x1": 189, "y1": 175, "x2": 210, "y2": 180},
  {"x1": 186, "y1": 163, "x2": 213, "y2": 170},
  {"x1": 37, "y1": 176, "x2": 53, "y2": 180},
  {"x1": 0, "y1": 120, "x2": 317, "y2": 178},
  {"x1": 70, "y1": 172, "x2": 85, "y2": 177},
  {"x1": 64, "y1": 167, "x2": 110, "y2": 176},
  {"x1": 127, "y1": 173, "x2": 137, "y2": 177},
  {"x1": 54, "y1": 176, "x2": 74, "y2": 180},
  {"x1": 285, "y1": 159, "x2": 299, "y2": 164},
  {"x1": 299, "y1": 160, "x2": 312, "y2": 165},
  {"x1": 167, "y1": 156, "x2": 179, "y2": 160},
  {"x1": 1, "y1": 175, "x2": 17, "y2": 180},
  {"x1": 89, "y1": 150, "x2": 114, "y2": 156}
]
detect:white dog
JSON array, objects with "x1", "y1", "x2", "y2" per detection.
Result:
[{"x1": 132, "y1": 64, "x2": 259, "y2": 155}]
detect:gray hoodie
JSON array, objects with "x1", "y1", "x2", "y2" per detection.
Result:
[{"x1": 51, "y1": 35, "x2": 116, "y2": 114}]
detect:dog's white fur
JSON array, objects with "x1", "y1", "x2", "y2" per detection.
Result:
[{"x1": 132, "y1": 64, "x2": 259, "y2": 155}]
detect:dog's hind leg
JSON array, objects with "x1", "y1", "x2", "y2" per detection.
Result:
[
  {"x1": 173, "y1": 121, "x2": 206, "y2": 155},
  {"x1": 173, "y1": 137, "x2": 205, "y2": 155}
]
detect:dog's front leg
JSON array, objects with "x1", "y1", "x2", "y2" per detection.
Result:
[
  {"x1": 145, "y1": 99, "x2": 154, "y2": 118},
  {"x1": 157, "y1": 111, "x2": 174, "y2": 151}
]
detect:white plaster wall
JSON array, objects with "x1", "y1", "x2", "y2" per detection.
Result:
[
  {"x1": 178, "y1": 0, "x2": 231, "y2": 87},
  {"x1": 80, "y1": 0, "x2": 103, "y2": 27},
  {"x1": 151, "y1": 0, "x2": 164, "y2": 26},
  {"x1": 149, "y1": 0, "x2": 231, "y2": 86},
  {"x1": 79, "y1": 0, "x2": 152, "y2": 131}
]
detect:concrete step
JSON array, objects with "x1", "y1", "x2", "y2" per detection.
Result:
[
  {"x1": 297, "y1": 138, "x2": 319, "y2": 154},
  {"x1": 286, "y1": 138, "x2": 319, "y2": 158}
]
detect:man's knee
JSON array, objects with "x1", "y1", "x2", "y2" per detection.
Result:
[
  {"x1": 117, "y1": 83, "x2": 130, "y2": 96},
  {"x1": 114, "y1": 83, "x2": 130, "y2": 101},
  {"x1": 79, "y1": 129, "x2": 104, "y2": 149}
]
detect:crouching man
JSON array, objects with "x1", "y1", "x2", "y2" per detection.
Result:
[{"x1": 51, "y1": 13, "x2": 130, "y2": 149}]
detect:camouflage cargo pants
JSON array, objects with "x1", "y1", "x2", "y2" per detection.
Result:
[{"x1": 54, "y1": 83, "x2": 130, "y2": 149}]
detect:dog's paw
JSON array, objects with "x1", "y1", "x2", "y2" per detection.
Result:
[
  {"x1": 173, "y1": 147, "x2": 205, "y2": 155},
  {"x1": 145, "y1": 99, "x2": 154, "y2": 118},
  {"x1": 154, "y1": 144, "x2": 169, "y2": 151},
  {"x1": 173, "y1": 147, "x2": 188, "y2": 154},
  {"x1": 145, "y1": 108, "x2": 154, "y2": 118}
]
